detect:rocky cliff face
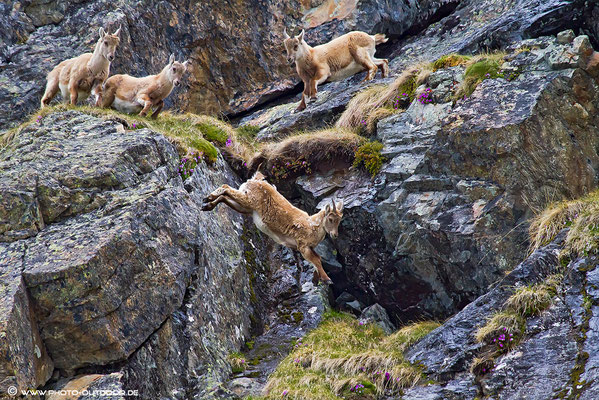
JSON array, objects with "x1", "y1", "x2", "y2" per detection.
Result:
[
  {"x1": 0, "y1": 0, "x2": 467, "y2": 131},
  {"x1": 269, "y1": 32, "x2": 599, "y2": 326},
  {"x1": 3, "y1": 0, "x2": 599, "y2": 399}
]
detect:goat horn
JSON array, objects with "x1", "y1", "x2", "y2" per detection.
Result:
[{"x1": 331, "y1": 199, "x2": 336, "y2": 212}]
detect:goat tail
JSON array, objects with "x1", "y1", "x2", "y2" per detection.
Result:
[{"x1": 374, "y1": 33, "x2": 388, "y2": 45}]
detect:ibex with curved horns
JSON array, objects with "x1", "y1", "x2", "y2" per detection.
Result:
[
  {"x1": 41, "y1": 26, "x2": 121, "y2": 107},
  {"x1": 283, "y1": 28, "x2": 389, "y2": 111},
  {"x1": 202, "y1": 172, "x2": 343, "y2": 284}
]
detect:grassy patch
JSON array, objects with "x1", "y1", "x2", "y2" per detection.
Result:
[
  {"x1": 0, "y1": 105, "x2": 264, "y2": 181},
  {"x1": 430, "y1": 53, "x2": 472, "y2": 71},
  {"x1": 336, "y1": 65, "x2": 431, "y2": 134},
  {"x1": 455, "y1": 52, "x2": 506, "y2": 99},
  {"x1": 237, "y1": 124, "x2": 261, "y2": 144},
  {"x1": 529, "y1": 190, "x2": 599, "y2": 257},
  {"x1": 248, "y1": 128, "x2": 365, "y2": 181},
  {"x1": 229, "y1": 351, "x2": 248, "y2": 374},
  {"x1": 353, "y1": 141, "x2": 385, "y2": 178},
  {"x1": 0, "y1": 105, "x2": 224, "y2": 162},
  {"x1": 252, "y1": 311, "x2": 438, "y2": 399},
  {"x1": 472, "y1": 274, "x2": 562, "y2": 376}
]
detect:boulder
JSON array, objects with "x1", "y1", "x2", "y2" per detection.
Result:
[
  {"x1": 0, "y1": 111, "x2": 263, "y2": 398},
  {"x1": 359, "y1": 303, "x2": 396, "y2": 334}
]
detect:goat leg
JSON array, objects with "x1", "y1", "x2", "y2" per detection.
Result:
[{"x1": 294, "y1": 251, "x2": 303, "y2": 288}]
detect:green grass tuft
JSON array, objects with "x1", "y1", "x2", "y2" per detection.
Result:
[
  {"x1": 237, "y1": 124, "x2": 261, "y2": 142},
  {"x1": 250, "y1": 311, "x2": 438, "y2": 399},
  {"x1": 197, "y1": 121, "x2": 229, "y2": 145},
  {"x1": 455, "y1": 52, "x2": 506, "y2": 99},
  {"x1": 472, "y1": 274, "x2": 562, "y2": 376},
  {"x1": 0, "y1": 105, "x2": 225, "y2": 163},
  {"x1": 353, "y1": 141, "x2": 386, "y2": 178},
  {"x1": 430, "y1": 54, "x2": 472, "y2": 71}
]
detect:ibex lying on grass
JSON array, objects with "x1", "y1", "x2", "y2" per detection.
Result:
[
  {"x1": 284, "y1": 29, "x2": 389, "y2": 111},
  {"x1": 101, "y1": 54, "x2": 190, "y2": 118},
  {"x1": 41, "y1": 27, "x2": 121, "y2": 107},
  {"x1": 202, "y1": 172, "x2": 343, "y2": 284}
]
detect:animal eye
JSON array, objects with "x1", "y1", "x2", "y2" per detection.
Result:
[{"x1": 294, "y1": 45, "x2": 298, "y2": 50}]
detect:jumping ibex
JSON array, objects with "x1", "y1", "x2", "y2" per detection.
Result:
[
  {"x1": 41, "y1": 27, "x2": 121, "y2": 107},
  {"x1": 283, "y1": 29, "x2": 389, "y2": 111},
  {"x1": 202, "y1": 172, "x2": 343, "y2": 285},
  {"x1": 101, "y1": 54, "x2": 190, "y2": 118}
]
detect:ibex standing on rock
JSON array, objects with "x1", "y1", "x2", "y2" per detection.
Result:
[
  {"x1": 101, "y1": 54, "x2": 190, "y2": 118},
  {"x1": 283, "y1": 29, "x2": 389, "y2": 111},
  {"x1": 202, "y1": 172, "x2": 343, "y2": 285},
  {"x1": 41, "y1": 27, "x2": 121, "y2": 107}
]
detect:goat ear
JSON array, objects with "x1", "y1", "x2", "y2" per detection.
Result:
[
  {"x1": 297, "y1": 29, "x2": 305, "y2": 42},
  {"x1": 336, "y1": 200, "x2": 344, "y2": 212},
  {"x1": 324, "y1": 203, "x2": 331, "y2": 213},
  {"x1": 113, "y1": 25, "x2": 121, "y2": 37},
  {"x1": 99, "y1": 27, "x2": 106, "y2": 38},
  {"x1": 182, "y1": 59, "x2": 191, "y2": 70},
  {"x1": 169, "y1": 54, "x2": 175, "y2": 65},
  {"x1": 283, "y1": 27, "x2": 290, "y2": 40}
]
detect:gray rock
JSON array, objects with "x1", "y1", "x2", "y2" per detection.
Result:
[
  {"x1": 0, "y1": 111, "x2": 274, "y2": 399},
  {"x1": 359, "y1": 304, "x2": 396, "y2": 334},
  {"x1": 557, "y1": 29, "x2": 576, "y2": 44},
  {"x1": 47, "y1": 373, "x2": 126, "y2": 400}
]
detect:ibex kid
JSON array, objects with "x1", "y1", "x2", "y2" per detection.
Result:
[
  {"x1": 41, "y1": 27, "x2": 121, "y2": 107},
  {"x1": 101, "y1": 54, "x2": 190, "y2": 118},
  {"x1": 283, "y1": 29, "x2": 389, "y2": 111},
  {"x1": 202, "y1": 172, "x2": 343, "y2": 285}
]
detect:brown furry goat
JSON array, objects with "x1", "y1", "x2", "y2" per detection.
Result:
[
  {"x1": 101, "y1": 54, "x2": 190, "y2": 118},
  {"x1": 284, "y1": 29, "x2": 389, "y2": 111},
  {"x1": 41, "y1": 27, "x2": 121, "y2": 107},
  {"x1": 202, "y1": 172, "x2": 343, "y2": 284}
]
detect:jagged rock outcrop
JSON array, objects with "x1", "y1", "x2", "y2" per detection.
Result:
[
  {"x1": 0, "y1": 111, "x2": 267, "y2": 398},
  {"x1": 398, "y1": 231, "x2": 599, "y2": 400},
  {"x1": 241, "y1": 0, "x2": 596, "y2": 141},
  {"x1": 291, "y1": 33, "x2": 599, "y2": 324}
]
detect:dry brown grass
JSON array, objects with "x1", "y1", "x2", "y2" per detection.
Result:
[
  {"x1": 247, "y1": 128, "x2": 365, "y2": 174},
  {"x1": 529, "y1": 190, "x2": 599, "y2": 256},
  {"x1": 335, "y1": 65, "x2": 431, "y2": 133}
]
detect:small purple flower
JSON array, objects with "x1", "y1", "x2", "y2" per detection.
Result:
[
  {"x1": 282, "y1": 390, "x2": 288, "y2": 396},
  {"x1": 132, "y1": 123, "x2": 137, "y2": 129},
  {"x1": 359, "y1": 321, "x2": 364, "y2": 326},
  {"x1": 226, "y1": 137, "x2": 233, "y2": 147}
]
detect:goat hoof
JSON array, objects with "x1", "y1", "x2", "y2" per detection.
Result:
[
  {"x1": 322, "y1": 279, "x2": 333, "y2": 286},
  {"x1": 201, "y1": 203, "x2": 213, "y2": 211}
]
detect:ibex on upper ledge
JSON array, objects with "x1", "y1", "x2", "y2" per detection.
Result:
[
  {"x1": 101, "y1": 54, "x2": 190, "y2": 118},
  {"x1": 41, "y1": 27, "x2": 121, "y2": 107},
  {"x1": 202, "y1": 172, "x2": 343, "y2": 285},
  {"x1": 283, "y1": 29, "x2": 389, "y2": 111}
]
